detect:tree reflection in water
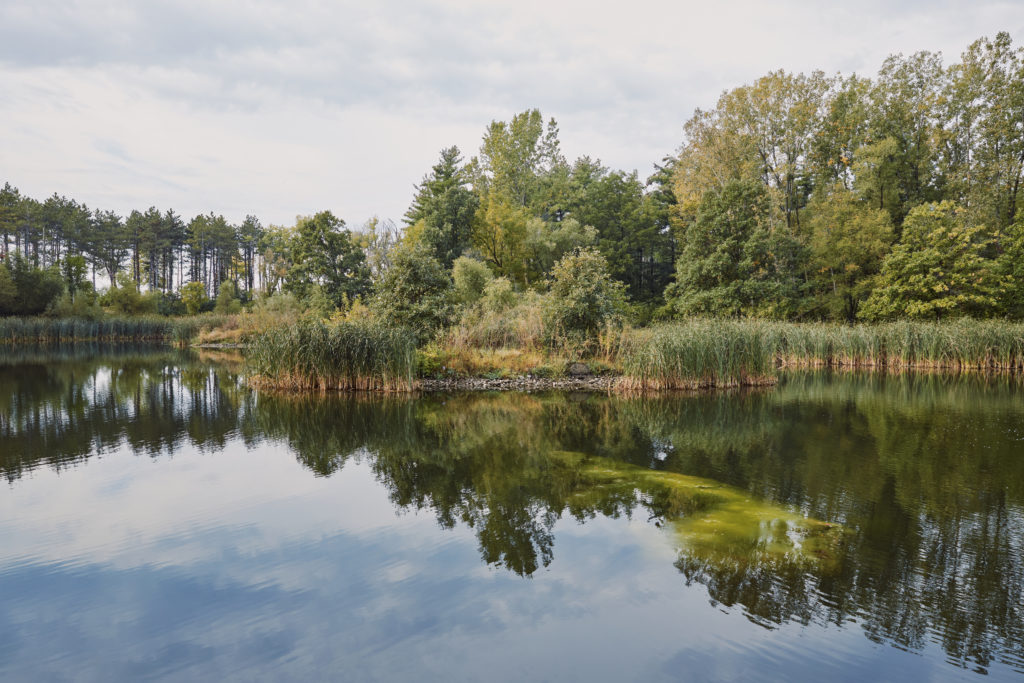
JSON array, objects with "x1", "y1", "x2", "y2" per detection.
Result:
[{"x1": 2, "y1": 351, "x2": 1023, "y2": 674}]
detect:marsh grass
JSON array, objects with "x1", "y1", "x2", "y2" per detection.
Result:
[
  {"x1": 619, "y1": 319, "x2": 1024, "y2": 390},
  {"x1": 0, "y1": 316, "x2": 204, "y2": 346},
  {"x1": 247, "y1": 319, "x2": 416, "y2": 392},
  {"x1": 619, "y1": 320, "x2": 778, "y2": 390}
]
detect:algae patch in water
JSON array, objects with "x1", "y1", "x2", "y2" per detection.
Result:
[{"x1": 554, "y1": 451, "x2": 844, "y2": 572}]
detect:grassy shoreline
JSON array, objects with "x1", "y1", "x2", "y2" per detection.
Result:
[
  {"x1": 248, "y1": 318, "x2": 1024, "y2": 392},
  {"x1": 4, "y1": 316, "x2": 1023, "y2": 392},
  {"x1": 0, "y1": 315, "x2": 222, "y2": 347}
]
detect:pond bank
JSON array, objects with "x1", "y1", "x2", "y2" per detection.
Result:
[{"x1": 416, "y1": 375, "x2": 617, "y2": 392}]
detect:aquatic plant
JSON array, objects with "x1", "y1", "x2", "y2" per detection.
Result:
[
  {"x1": 0, "y1": 316, "x2": 202, "y2": 345},
  {"x1": 619, "y1": 319, "x2": 779, "y2": 389},
  {"x1": 247, "y1": 319, "x2": 416, "y2": 391},
  {"x1": 619, "y1": 319, "x2": 1024, "y2": 390}
]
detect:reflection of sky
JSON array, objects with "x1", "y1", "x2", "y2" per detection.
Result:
[{"x1": 0, "y1": 439, "x2": 996, "y2": 681}]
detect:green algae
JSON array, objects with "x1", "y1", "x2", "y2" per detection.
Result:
[{"x1": 554, "y1": 450, "x2": 845, "y2": 572}]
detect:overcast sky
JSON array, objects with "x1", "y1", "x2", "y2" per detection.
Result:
[{"x1": 1, "y1": 0, "x2": 1021, "y2": 228}]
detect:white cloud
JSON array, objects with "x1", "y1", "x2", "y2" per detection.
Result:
[{"x1": 0, "y1": 0, "x2": 1021, "y2": 226}]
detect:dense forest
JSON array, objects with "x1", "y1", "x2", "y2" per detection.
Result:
[{"x1": 2, "y1": 32, "x2": 1023, "y2": 329}]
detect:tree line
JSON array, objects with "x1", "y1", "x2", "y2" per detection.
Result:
[{"x1": 2, "y1": 31, "x2": 1023, "y2": 325}]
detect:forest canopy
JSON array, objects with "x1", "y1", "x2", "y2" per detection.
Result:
[{"x1": 1, "y1": 32, "x2": 1023, "y2": 324}]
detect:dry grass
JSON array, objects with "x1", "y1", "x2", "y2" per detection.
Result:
[{"x1": 419, "y1": 345, "x2": 563, "y2": 378}]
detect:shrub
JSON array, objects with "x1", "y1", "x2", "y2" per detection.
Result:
[
  {"x1": 181, "y1": 282, "x2": 208, "y2": 315},
  {"x1": 481, "y1": 277, "x2": 517, "y2": 314},
  {"x1": 100, "y1": 274, "x2": 157, "y2": 316},
  {"x1": 452, "y1": 256, "x2": 494, "y2": 305},
  {"x1": 370, "y1": 241, "x2": 455, "y2": 343},
  {"x1": 543, "y1": 247, "x2": 627, "y2": 347},
  {"x1": 214, "y1": 281, "x2": 243, "y2": 315}
]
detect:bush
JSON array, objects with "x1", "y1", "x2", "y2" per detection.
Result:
[
  {"x1": 181, "y1": 282, "x2": 208, "y2": 315},
  {"x1": 480, "y1": 277, "x2": 517, "y2": 314},
  {"x1": 370, "y1": 241, "x2": 455, "y2": 343},
  {"x1": 214, "y1": 281, "x2": 243, "y2": 315},
  {"x1": 46, "y1": 288, "x2": 104, "y2": 320},
  {"x1": 1, "y1": 255, "x2": 64, "y2": 315},
  {"x1": 100, "y1": 275, "x2": 157, "y2": 316},
  {"x1": 452, "y1": 256, "x2": 494, "y2": 305},
  {"x1": 543, "y1": 247, "x2": 627, "y2": 347}
]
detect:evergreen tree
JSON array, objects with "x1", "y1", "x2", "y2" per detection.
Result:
[{"x1": 404, "y1": 147, "x2": 478, "y2": 268}]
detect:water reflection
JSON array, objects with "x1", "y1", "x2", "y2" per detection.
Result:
[{"x1": 2, "y1": 350, "x2": 1023, "y2": 678}]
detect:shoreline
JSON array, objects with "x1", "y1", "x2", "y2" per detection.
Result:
[{"x1": 416, "y1": 375, "x2": 617, "y2": 392}]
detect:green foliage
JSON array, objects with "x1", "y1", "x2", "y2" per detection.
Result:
[
  {"x1": 860, "y1": 202, "x2": 1001, "y2": 320},
  {"x1": 47, "y1": 287, "x2": 104, "y2": 320},
  {"x1": 154, "y1": 292, "x2": 186, "y2": 317},
  {"x1": 666, "y1": 180, "x2": 805, "y2": 318},
  {"x1": 1, "y1": 255, "x2": 64, "y2": 316},
  {"x1": 370, "y1": 241, "x2": 455, "y2": 343},
  {"x1": 543, "y1": 247, "x2": 626, "y2": 345},
  {"x1": 214, "y1": 280, "x2": 243, "y2": 315},
  {"x1": 285, "y1": 211, "x2": 371, "y2": 310},
  {"x1": 523, "y1": 216, "x2": 596, "y2": 282},
  {"x1": 452, "y1": 256, "x2": 494, "y2": 305},
  {"x1": 0, "y1": 261, "x2": 16, "y2": 312},
  {"x1": 471, "y1": 109, "x2": 564, "y2": 208},
  {"x1": 806, "y1": 188, "x2": 894, "y2": 320},
  {"x1": 999, "y1": 220, "x2": 1024, "y2": 318},
  {"x1": 481, "y1": 277, "x2": 517, "y2": 314},
  {"x1": 59, "y1": 255, "x2": 88, "y2": 299},
  {"x1": 100, "y1": 273, "x2": 157, "y2": 316},
  {"x1": 405, "y1": 147, "x2": 478, "y2": 267},
  {"x1": 181, "y1": 281, "x2": 208, "y2": 315},
  {"x1": 301, "y1": 284, "x2": 334, "y2": 319}
]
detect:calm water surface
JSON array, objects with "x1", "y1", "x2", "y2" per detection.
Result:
[{"x1": 1, "y1": 346, "x2": 1023, "y2": 682}]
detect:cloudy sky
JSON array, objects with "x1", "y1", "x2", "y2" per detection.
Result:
[{"x1": 1, "y1": 0, "x2": 1021, "y2": 228}]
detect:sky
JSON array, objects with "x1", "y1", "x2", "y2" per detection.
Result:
[{"x1": 1, "y1": 0, "x2": 1022, "y2": 229}]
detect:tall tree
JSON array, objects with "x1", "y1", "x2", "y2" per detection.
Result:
[
  {"x1": 404, "y1": 147, "x2": 478, "y2": 267},
  {"x1": 285, "y1": 211, "x2": 371, "y2": 308},
  {"x1": 859, "y1": 201, "x2": 1001, "y2": 320},
  {"x1": 666, "y1": 180, "x2": 805, "y2": 318}
]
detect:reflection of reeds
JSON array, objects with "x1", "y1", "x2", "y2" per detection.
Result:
[
  {"x1": 247, "y1": 320, "x2": 416, "y2": 392},
  {"x1": 619, "y1": 320, "x2": 1024, "y2": 390}
]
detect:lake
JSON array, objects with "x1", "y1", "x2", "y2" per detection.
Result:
[{"x1": 1, "y1": 347, "x2": 1023, "y2": 682}]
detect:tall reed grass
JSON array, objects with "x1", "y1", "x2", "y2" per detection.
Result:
[
  {"x1": 620, "y1": 320, "x2": 779, "y2": 389},
  {"x1": 620, "y1": 319, "x2": 1024, "y2": 390},
  {"x1": 0, "y1": 316, "x2": 201, "y2": 345},
  {"x1": 247, "y1": 319, "x2": 416, "y2": 392}
]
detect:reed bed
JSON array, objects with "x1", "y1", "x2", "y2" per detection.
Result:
[
  {"x1": 619, "y1": 319, "x2": 1024, "y2": 390},
  {"x1": 247, "y1": 319, "x2": 416, "y2": 392},
  {"x1": 0, "y1": 316, "x2": 200, "y2": 345},
  {"x1": 619, "y1": 320, "x2": 779, "y2": 390},
  {"x1": 772, "y1": 320, "x2": 1024, "y2": 371}
]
